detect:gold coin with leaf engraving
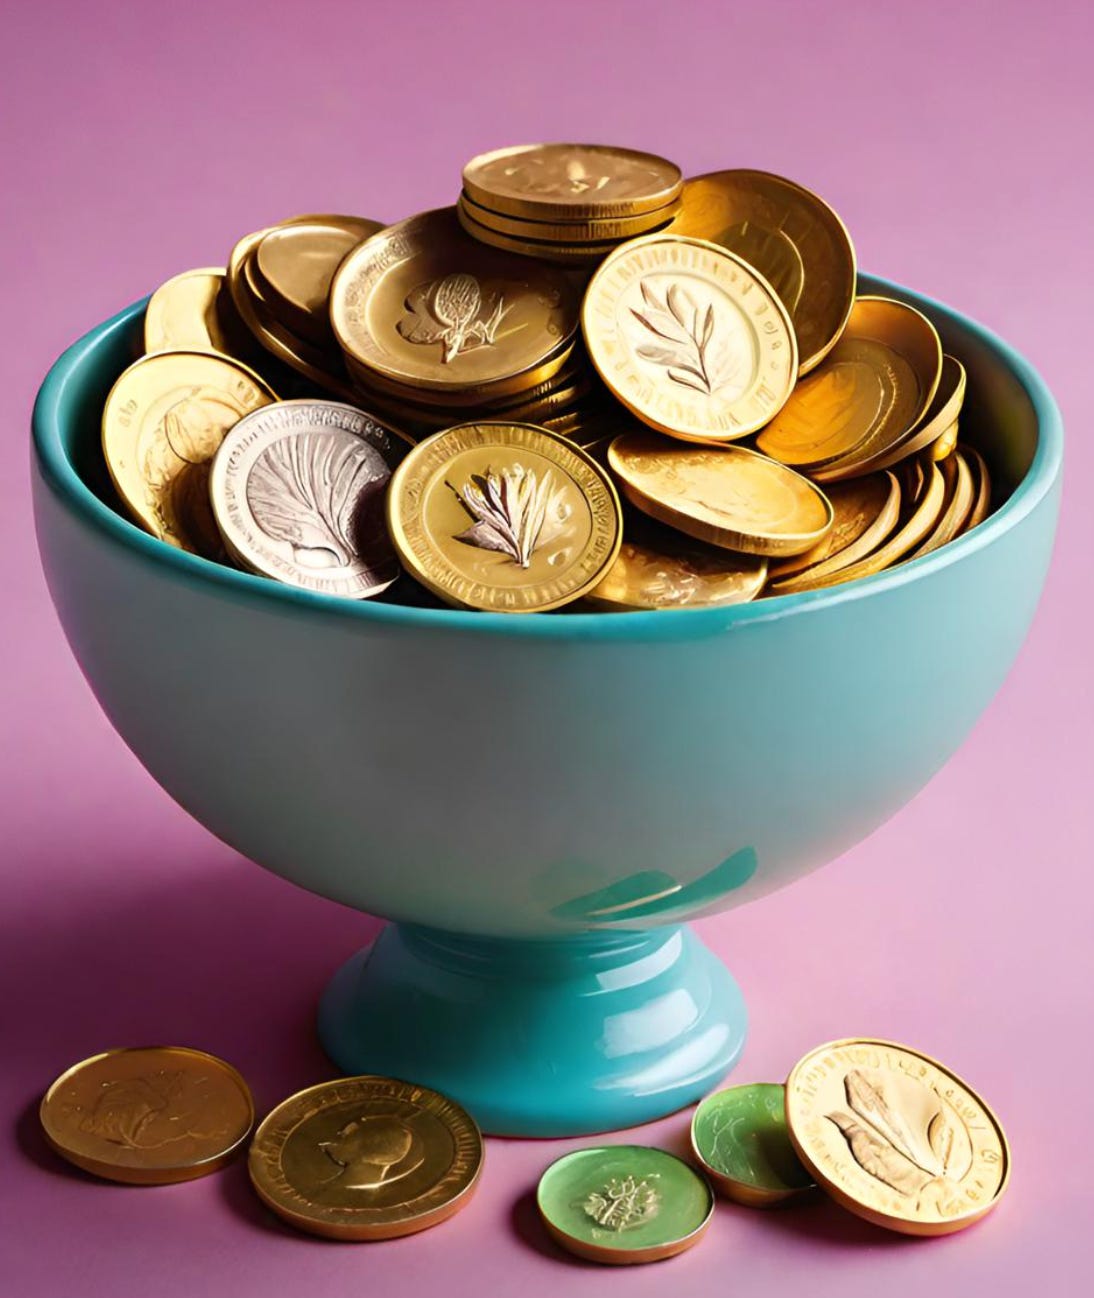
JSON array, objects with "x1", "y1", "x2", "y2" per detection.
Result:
[
  {"x1": 387, "y1": 421, "x2": 622, "y2": 611},
  {"x1": 609, "y1": 432, "x2": 832, "y2": 557},
  {"x1": 671, "y1": 170, "x2": 856, "y2": 374},
  {"x1": 583, "y1": 234, "x2": 798, "y2": 442},
  {"x1": 102, "y1": 350, "x2": 276, "y2": 557},
  {"x1": 40, "y1": 1047, "x2": 254, "y2": 1185},
  {"x1": 785, "y1": 1038, "x2": 1010, "y2": 1236},
  {"x1": 249, "y1": 1075, "x2": 483, "y2": 1240},
  {"x1": 145, "y1": 268, "x2": 234, "y2": 355},
  {"x1": 330, "y1": 208, "x2": 580, "y2": 397},
  {"x1": 462, "y1": 143, "x2": 682, "y2": 221},
  {"x1": 587, "y1": 512, "x2": 767, "y2": 610},
  {"x1": 757, "y1": 297, "x2": 942, "y2": 469}
]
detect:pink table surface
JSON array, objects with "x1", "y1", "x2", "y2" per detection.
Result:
[{"x1": 3, "y1": 2, "x2": 1092, "y2": 1294}]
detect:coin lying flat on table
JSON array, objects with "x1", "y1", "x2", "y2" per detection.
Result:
[
  {"x1": 586, "y1": 511, "x2": 768, "y2": 610},
  {"x1": 462, "y1": 143, "x2": 683, "y2": 221},
  {"x1": 671, "y1": 169, "x2": 856, "y2": 375},
  {"x1": 330, "y1": 207, "x2": 580, "y2": 400},
  {"x1": 388, "y1": 421, "x2": 622, "y2": 611},
  {"x1": 537, "y1": 1145, "x2": 714, "y2": 1264},
  {"x1": 40, "y1": 1047, "x2": 254, "y2": 1184},
  {"x1": 248, "y1": 1075, "x2": 483, "y2": 1240},
  {"x1": 757, "y1": 296, "x2": 942, "y2": 472},
  {"x1": 102, "y1": 349, "x2": 277, "y2": 557},
  {"x1": 691, "y1": 1083, "x2": 815, "y2": 1207},
  {"x1": 583, "y1": 234, "x2": 798, "y2": 442},
  {"x1": 785, "y1": 1038, "x2": 1010, "y2": 1235},
  {"x1": 210, "y1": 400, "x2": 408, "y2": 597},
  {"x1": 609, "y1": 432, "x2": 832, "y2": 557}
]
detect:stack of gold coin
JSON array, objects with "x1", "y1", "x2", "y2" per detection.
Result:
[
  {"x1": 457, "y1": 143, "x2": 683, "y2": 265},
  {"x1": 113, "y1": 144, "x2": 996, "y2": 613}
]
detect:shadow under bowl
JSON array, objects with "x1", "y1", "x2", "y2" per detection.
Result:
[{"x1": 31, "y1": 274, "x2": 1062, "y2": 1135}]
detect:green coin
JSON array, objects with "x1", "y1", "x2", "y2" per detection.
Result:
[
  {"x1": 536, "y1": 1144, "x2": 714, "y2": 1265},
  {"x1": 691, "y1": 1083, "x2": 815, "y2": 1206}
]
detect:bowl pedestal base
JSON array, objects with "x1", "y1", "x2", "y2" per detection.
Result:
[{"x1": 317, "y1": 921, "x2": 746, "y2": 1137}]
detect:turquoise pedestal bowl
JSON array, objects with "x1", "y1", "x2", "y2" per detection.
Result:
[{"x1": 31, "y1": 276, "x2": 1062, "y2": 1136}]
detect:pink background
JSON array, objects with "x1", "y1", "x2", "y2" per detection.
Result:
[{"x1": 4, "y1": 1, "x2": 1092, "y2": 1293}]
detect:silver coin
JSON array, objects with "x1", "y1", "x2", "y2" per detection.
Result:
[{"x1": 210, "y1": 400, "x2": 406, "y2": 598}]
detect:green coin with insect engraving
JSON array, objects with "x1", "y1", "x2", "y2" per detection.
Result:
[
  {"x1": 536, "y1": 1144, "x2": 714, "y2": 1264},
  {"x1": 691, "y1": 1083, "x2": 815, "y2": 1206}
]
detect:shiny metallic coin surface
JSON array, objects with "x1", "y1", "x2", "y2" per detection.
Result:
[{"x1": 691, "y1": 1083, "x2": 816, "y2": 1207}]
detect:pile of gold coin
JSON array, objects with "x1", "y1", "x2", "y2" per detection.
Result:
[
  {"x1": 40, "y1": 1034, "x2": 1008, "y2": 1256},
  {"x1": 104, "y1": 142, "x2": 994, "y2": 614}
]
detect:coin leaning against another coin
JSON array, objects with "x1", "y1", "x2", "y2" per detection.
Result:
[
  {"x1": 248, "y1": 1075, "x2": 483, "y2": 1240},
  {"x1": 210, "y1": 400, "x2": 408, "y2": 598}
]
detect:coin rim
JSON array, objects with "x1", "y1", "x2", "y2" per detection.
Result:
[
  {"x1": 247, "y1": 1074, "x2": 484, "y2": 1241},
  {"x1": 784, "y1": 1036, "x2": 1012, "y2": 1236},
  {"x1": 39, "y1": 1046, "x2": 256, "y2": 1185},
  {"x1": 582, "y1": 232, "x2": 800, "y2": 443},
  {"x1": 689, "y1": 1082, "x2": 816, "y2": 1207}
]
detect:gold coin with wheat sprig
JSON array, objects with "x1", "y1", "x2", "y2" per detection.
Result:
[
  {"x1": 784, "y1": 1038, "x2": 1010, "y2": 1236},
  {"x1": 582, "y1": 235, "x2": 798, "y2": 443},
  {"x1": 387, "y1": 421, "x2": 622, "y2": 612}
]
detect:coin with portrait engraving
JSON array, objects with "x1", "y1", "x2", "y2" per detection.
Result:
[
  {"x1": 210, "y1": 400, "x2": 408, "y2": 598},
  {"x1": 329, "y1": 207, "x2": 580, "y2": 399},
  {"x1": 757, "y1": 296, "x2": 942, "y2": 470},
  {"x1": 609, "y1": 432, "x2": 832, "y2": 557},
  {"x1": 785, "y1": 1038, "x2": 1010, "y2": 1235},
  {"x1": 248, "y1": 1076, "x2": 483, "y2": 1240},
  {"x1": 387, "y1": 421, "x2": 622, "y2": 612},
  {"x1": 691, "y1": 1083, "x2": 815, "y2": 1207},
  {"x1": 586, "y1": 512, "x2": 767, "y2": 610},
  {"x1": 144, "y1": 267, "x2": 235, "y2": 355},
  {"x1": 40, "y1": 1047, "x2": 254, "y2": 1184},
  {"x1": 102, "y1": 350, "x2": 277, "y2": 557},
  {"x1": 583, "y1": 234, "x2": 798, "y2": 442},
  {"x1": 462, "y1": 143, "x2": 682, "y2": 221},
  {"x1": 671, "y1": 170, "x2": 856, "y2": 374},
  {"x1": 537, "y1": 1144, "x2": 714, "y2": 1264}
]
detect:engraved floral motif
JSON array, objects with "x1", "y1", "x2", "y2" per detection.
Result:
[
  {"x1": 449, "y1": 463, "x2": 570, "y2": 567},
  {"x1": 582, "y1": 1174, "x2": 660, "y2": 1231},
  {"x1": 78, "y1": 1071, "x2": 227, "y2": 1149},
  {"x1": 629, "y1": 280, "x2": 745, "y2": 396},
  {"x1": 398, "y1": 273, "x2": 509, "y2": 362},
  {"x1": 827, "y1": 1069, "x2": 971, "y2": 1212},
  {"x1": 247, "y1": 432, "x2": 385, "y2": 568}
]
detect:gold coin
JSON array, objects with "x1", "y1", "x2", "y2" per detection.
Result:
[
  {"x1": 783, "y1": 460, "x2": 947, "y2": 590},
  {"x1": 587, "y1": 512, "x2": 767, "y2": 610},
  {"x1": 785, "y1": 1038, "x2": 1010, "y2": 1236},
  {"x1": 248, "y1": 1075, "x2": 483, "y2": 1240},
  {"x1": 40, "y1": 1047, "x2": 254, "y2": 1185},
  {"x1": 458, "y1": 191, "x2": 678, "y2": 243},
  {"x1": 583, "y1": 234, "x2": 798, "y2": 443},
  {"x1": 144, "y1": 267, "x2": 233, "y2": 354},
  {"x1": 962, "y1": 445, "x2": 993, "y2": 532},
  {"x1": 228, "y1": 229, "x2": 359, "y2": 401},
  {"x1": 818, "y1": 355, "x2": 966, "y2": 480},
  {"x1": 671, "y1": 170, "x2": 856, "y2": 374},
  {"x1": 330, "y1": 207, "x2": 580, "y2": 397},
  {"x1": 456, "y1": 202, "x2": 632, "y2": 264},
  {"x1": 608, "y1": 432, "x2": 832, "y2": 557},
  {"x1": 767, "y1": 471, "x2": 900, "y2": 590},
  {"x1": 102, "y1": 349, "x2": 276, "y2": 556},
  {"x1": 756, "y1": 296, "x2": 942, "y2": 469},
  {"x1": 905, "y1": 449, "x2": 975, "y2": 561},
  {"x1": 462, "y1": 143, "x2": 682, "y2": 221},
  {"x1": 254, "y1": 216, "x2": 383, "y2": 346},
  {"x1": 387, "y1": 421, "x2": 622, "y2": 612}
]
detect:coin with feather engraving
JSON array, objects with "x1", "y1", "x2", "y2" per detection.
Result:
[
  {"x1": 209, "y1": 400, "x2": 407, "y2": 598},
  {"x1": 784, "y1": 1038, "x2": 1009, "y2": 1235}
]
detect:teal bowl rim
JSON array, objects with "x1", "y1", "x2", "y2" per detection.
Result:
[{"x1": 32, "y1": 275, "x2": 1063, "y2": 641}]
